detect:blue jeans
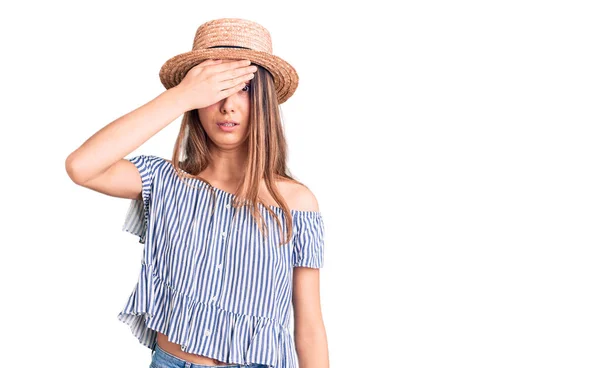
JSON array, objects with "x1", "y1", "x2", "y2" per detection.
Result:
[{"x1": 150, "y1": 342, "x2": 270, "y2": 368}]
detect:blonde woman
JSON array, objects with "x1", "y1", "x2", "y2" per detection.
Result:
[{"x1": 66, "y1": 18, "x2": 328, "y2": 368}]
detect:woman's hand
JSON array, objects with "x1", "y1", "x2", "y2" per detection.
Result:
[{"x1": 174, "y1": 59, "x2": 257, "y2": 111}]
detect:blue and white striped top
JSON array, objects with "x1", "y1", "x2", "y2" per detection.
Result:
[{"x1": 117, "y1": 155, "x2": 325, "y2": 368}]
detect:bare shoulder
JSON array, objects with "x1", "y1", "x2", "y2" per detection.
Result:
[{"x1": 281, "y1": 180, "x2": 320, "y2": 212}]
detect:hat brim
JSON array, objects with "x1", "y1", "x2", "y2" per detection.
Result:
[{"x1": 159, "y1": 49, "x2": 298, "y2": 104}]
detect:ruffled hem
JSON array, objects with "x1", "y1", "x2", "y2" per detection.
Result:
[
  {"x1": 117, "y1": 263, "x2": 297, "y2": 368},
  {"x1": 121, "y1": 199, "x2": 147, "y2": 244}
]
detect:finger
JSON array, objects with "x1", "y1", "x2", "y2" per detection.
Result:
[
  {"x1": 218, "y1": 81, "x2": 250, "y2": 99},
  {"x1": 194, "y1": 59, "x2": 223, "y2": 69},
  {"x1": 215, "y1": 65, "x2": 257, "y2": 84},
  {"x1": 188, "y1": 59, "x2": 223, "y2": 73},
  {"x1": 207, "y1": 59, "x2": 252, "y2": 76},
  {"x1": 218, "y1": 72, "x2": 255, "y2": 90}
]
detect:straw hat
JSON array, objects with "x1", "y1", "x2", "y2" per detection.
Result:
[{"x1": 159, "y1": 18, "x2": 299, "y2": 104}]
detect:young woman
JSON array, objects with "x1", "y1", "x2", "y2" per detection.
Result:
[{"x1": 65, "y1": 18, "x2": 328, "y2": 368}]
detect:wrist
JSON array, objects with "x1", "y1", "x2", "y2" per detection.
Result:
[{"x1": 163, "y1": 86, "x2": 192, "y2": 114}]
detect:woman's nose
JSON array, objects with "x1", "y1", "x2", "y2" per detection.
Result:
[{"x1": 221, "y1": 99, "x2": 235, "y2": 113}]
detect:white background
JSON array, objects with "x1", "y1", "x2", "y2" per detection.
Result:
[{"x1": 1, "y1": 0, "x2": 599, "y2": 367}]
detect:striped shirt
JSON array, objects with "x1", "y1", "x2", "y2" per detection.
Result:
[{"x1": 117, "y1": 155, "x2": 325, "y2": 368}]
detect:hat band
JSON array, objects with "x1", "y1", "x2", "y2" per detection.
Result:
[{"x1": 208, "y1": 45, "x2": 251, "y2": 50}]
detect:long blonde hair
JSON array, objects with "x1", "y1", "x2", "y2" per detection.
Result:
[{"x1": 169, "y1": 64, "x2": 301, "y2": 246}]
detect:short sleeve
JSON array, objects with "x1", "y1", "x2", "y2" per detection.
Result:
[
  {"x1": 121, "y1": 155, "x2": 164, "y2": 244},
  {"x1": 292, "y1": 212, "x2": 325, "y2": 268}
]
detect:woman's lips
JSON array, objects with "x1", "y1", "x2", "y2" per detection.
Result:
[{"x1": 217, "y1": 122, "x2": 239, "y2": 132}]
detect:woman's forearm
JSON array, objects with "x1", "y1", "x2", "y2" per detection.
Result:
[
  {"x1": 65, "y1": 86, "x2": 189, "y2": 184},
  {"x1": 295, "y1": 326, "x2": 330, "y2": 368}
]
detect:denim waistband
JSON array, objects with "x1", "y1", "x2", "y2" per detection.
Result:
[{"x1": 150, "y1": 341, "x2": 270, "y2": 368}]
